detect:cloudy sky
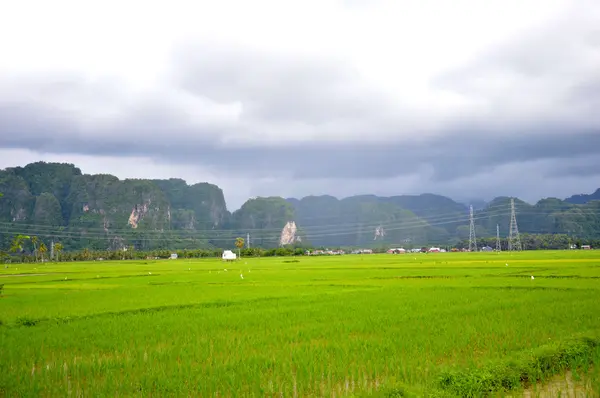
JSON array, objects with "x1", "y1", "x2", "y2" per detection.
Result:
[{"x1": 1, "y1": 0, "x2": 599, "y2": 210}]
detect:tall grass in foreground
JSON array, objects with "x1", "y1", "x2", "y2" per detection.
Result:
[{"x1": 1, "y1": 251, "x2": 600, "y2": 396}]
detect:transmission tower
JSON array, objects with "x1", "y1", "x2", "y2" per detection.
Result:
[
  {"x1": 468, "y1": 205, "x2": 477, "y2": 252},
  {"x1": 508, "y1": 198, "x2": 522, "y2": 251},
  {"x1": 496, "y1": 224, "x2": 501, "y2": 251}
]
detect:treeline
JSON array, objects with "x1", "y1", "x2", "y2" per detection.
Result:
[
  {"x1": 1, "y1": 241, "x2": 308, "y2": 263},
  {"x1": 1, "y1": 233, "x2": 596, "y2": 264}
]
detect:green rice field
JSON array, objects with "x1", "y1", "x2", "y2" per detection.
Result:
[{"x1": 1, "y1": 251, "x2": 600, "y2": 396}]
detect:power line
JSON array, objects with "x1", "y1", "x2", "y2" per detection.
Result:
[
  {"x1": 0, "y1": 210, "x2": 514, "y2": 243},
  {"x1": 1, "y1": 199, "x2": 598, "y2": 246},
  {"x1": 508, "y1": 197, "x2": 522, "y2": 251},
  {"x1": 0, "y1": 201, "x2": 523, "y2": 235}
]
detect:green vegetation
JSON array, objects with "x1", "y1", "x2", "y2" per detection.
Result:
[
  {"x1": 1, "y1": 250, "x2": 600, "y2": 396},
  {"x1": 2, "y1": 162, "x2": 600, "y2": 251}
]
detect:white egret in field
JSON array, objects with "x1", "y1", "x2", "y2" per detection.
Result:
[
  {"x1": 148, "y1": 272, "x2": 152, "y2": 275},
  {"x1": 240, "y1": 274, "x2": 244, "y2": 279},
  {"x1": 506, "y1": 263, "x2": 508, "y2": 266},
  {"x1": 531, "y1": 275, "x2": 534, "y2": 280}
]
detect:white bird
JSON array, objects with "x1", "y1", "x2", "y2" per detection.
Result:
[
  {"x1": 240, "y1": 274, "x2": 244, "y2": 279},
  {"x1": 148, "y1": 272, "x2": 152, "y2": 275},
  {"x1": 506, "y1": 263, "x2": 508, "y2": 266},
  {"x1": 531, "y1": 275, "x2": 534, "y2": 280}
]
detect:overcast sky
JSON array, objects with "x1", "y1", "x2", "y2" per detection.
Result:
[{"x1": 1, "y1": 0, "x2": 599, "y2": 210}]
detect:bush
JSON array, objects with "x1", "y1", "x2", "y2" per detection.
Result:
[
  {"x1": 15, "y1": 317, "x2": 40, "y2": 327},
  {"x1": 437, "y1": 335, "x2": 600, "y2": 396}
]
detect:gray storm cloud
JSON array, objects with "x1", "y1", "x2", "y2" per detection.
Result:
[{"x1": 1, "y1": 1, "x2": 600, "y2": 203}]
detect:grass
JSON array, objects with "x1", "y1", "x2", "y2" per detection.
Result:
[{"x1": 1, "y1": 250, "x2": 600, "y2": 396}]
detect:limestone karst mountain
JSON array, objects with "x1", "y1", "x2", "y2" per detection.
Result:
[{"x1": 1, "y1": 161, "x2": 599, "y2": 250}]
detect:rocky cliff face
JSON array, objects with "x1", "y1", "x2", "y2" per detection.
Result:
[
  {"x1": 287, "y1": 195, "x2": 436, "y2": 247},
  {"x1": 0, "y1": 162, "x2": 228, "y2": 250},
  {"x1": 152, "y1": 179, "x2": 228, "y2": 230},
  {"x1": 280, "y1": 221, "x2": 301, "y2": 246},
  {"x1": 229, "y1": 197, "x2": 295, "y2": 247}
]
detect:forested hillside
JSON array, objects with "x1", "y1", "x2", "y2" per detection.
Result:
[{"x1": 0, "y1": 162, "x2": 599, "y2": 251}]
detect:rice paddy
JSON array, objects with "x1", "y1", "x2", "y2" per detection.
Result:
[{"x1": 1, "y1": 250, "x2": 600, "y2": 396}]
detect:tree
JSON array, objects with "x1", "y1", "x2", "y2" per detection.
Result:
[
  {"x1": 81, "y1": 248, "x2": 91, "y2": 261},
  {"x1": 235, "y1": 237, "x2": 245, "y2": 258},
  {"x1": 10, "y1": 235, "x2": 30, "y2": 262},
  {"x1": 39, "y1": 242, "x2": 48, "y2": 262},
  {"x1": 31, "y1": 236, "x2": 39, "y2": 262},
  {"x1": 54, "y1": 242, "x2": 64, "y2": 262}
]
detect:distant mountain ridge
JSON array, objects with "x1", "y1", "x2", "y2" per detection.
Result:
[
  {"x1": 565, "y1": 188, "x2": 600, "y2": 205},
  {"x1": 1, "y1": 161, "x2": 599, "y2": 250}
]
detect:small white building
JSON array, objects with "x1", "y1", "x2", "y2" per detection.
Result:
[
  {"x1": 222, "y1": 250, "x2": 237, "y2": 261},
  {"x1": 170, "y1": 253, "x2": 178, "y2": 259}
]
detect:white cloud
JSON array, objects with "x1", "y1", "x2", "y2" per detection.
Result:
[
  {"x1": 1, "y1": 0, "x2": 599, "y2": 205},
  {"x1": 0, "y1": 0, "x2": 576, "y2": 141}
]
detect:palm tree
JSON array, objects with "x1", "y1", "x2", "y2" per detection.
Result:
[
  {"x1": 54, "y1": 243, "x2": 64, "y2": 262},
  {"x1": 39, "y1": 243, "x2": 48, "y2": 263},
  {"x1": 235, "y1": 237, "x2": 245, "y2": 259},
  {"x1": 31, "y1": 236, "x2": 39, "y2": 262},
  {"x1": 10, "y1": 235, "x2": 30, "y2": 262}
]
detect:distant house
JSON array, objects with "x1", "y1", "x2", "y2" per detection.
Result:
[
  {"x1": 428, "y1": 247, "x2": 441, "y2": 253},
  {"x1": 582, "y1": 245, "x2": 592, "y2": 250},
  {"x1": 387, "y1": 248, "x2": 406, "y2": 254},
  {"x1": 481, "y1": 246, "x2": 493, "y2": 252},
  {"x1": 170, "y1": 253, "x2": 178, "y2": 259},
  {"x1": 222, "y1": 250, "x2": 237, "y2": 261}
]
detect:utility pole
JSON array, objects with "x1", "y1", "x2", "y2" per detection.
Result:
[
  {"x1": 246, "y1": 233, "x2": 250, "y2": 249},
  {"x1": 51, "y1": 240, "x2": 55, "y2": 260},
  {"x1": 468, "y1": 205, "x2": 477, "y2": 252},
  {"x1": 508, "y1": 198, "x2": 522, "y2": 251},
  {"x1": 496, "y1": 224, "x2": 501, "y2": 251}
]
